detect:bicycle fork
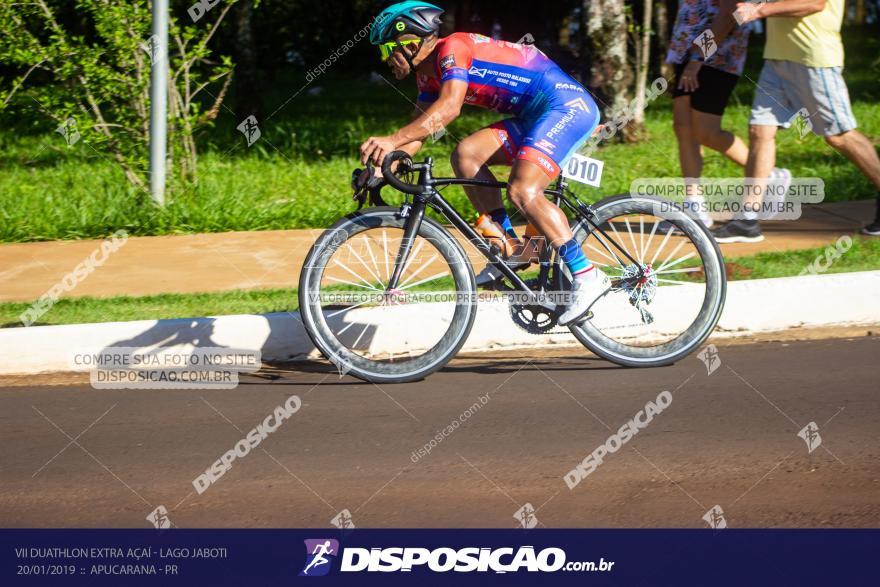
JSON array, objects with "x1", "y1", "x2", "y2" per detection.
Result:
[{"x1": 386, "y1": 197, "x2": 425, "y2": 291}]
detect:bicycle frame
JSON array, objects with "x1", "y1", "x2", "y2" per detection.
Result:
[{"x1": 384, "y1": 156, "x2": 645, "y2": 301}]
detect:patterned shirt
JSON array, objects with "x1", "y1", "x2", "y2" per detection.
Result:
[{"x1": 665, "y1": 0, "x2": 752, "y2": 75}]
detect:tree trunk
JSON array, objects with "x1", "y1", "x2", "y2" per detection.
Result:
[
  {"x1": 583, "y1": 0, "x2": 633, "y2": 137},
  {"x1": 855, "y1": 0, "x2": 866, "y2": 24},
  {"x1": 631, "y1": 0, "x2": 653, "y2": 134},
  {"x1": 655, "y1": 0, "x2": 673, "y2": 80},
  {"x1": 234, "y1": 0, "x2": 263, "y2": 121}
]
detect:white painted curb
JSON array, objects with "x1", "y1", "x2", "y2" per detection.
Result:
[{"x1": 2, "y1": 271, "x2": 878, "y2": 375}]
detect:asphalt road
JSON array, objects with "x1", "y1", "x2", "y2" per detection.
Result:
[{"x1": 1, "y1": 336, "x2": 877, "y2": 528}]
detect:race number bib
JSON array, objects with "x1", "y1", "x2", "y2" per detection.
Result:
[{"x1": 562, "y1": 154, "x2": 603, "y2": 188}]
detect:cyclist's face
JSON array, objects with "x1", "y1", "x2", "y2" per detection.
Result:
[{"x1": 385, "y1": 35, "x2": 421, "y2": 80}]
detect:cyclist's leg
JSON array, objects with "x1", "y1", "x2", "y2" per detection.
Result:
[
  {"x1": 450, "y1": 121, "x2": 520, "y2": 216},
  {"x1": 507, "y1": 159, "x2": 568, "y2": 247},
  {"x1": 507, "y1": 96, "x2": 598, "y2": 256}
]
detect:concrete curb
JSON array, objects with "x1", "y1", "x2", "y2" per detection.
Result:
[{"x1": 2, "y1": 271, "x2": 879, "y2": 375}]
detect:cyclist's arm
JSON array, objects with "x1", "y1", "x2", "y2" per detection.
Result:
[
  {"x1": 396, "y1": 100, "x2": 436, "y2": 156},
  {"x1": 388, "y1": 80, "x2": 467, "y2": 147}
]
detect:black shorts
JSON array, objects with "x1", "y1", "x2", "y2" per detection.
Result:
[{"x1": 671, "y1": 62, "x2": 740, "y2": 116}]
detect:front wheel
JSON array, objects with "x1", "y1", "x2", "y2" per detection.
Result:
[
  {"x1": 567, "y1": 194, "x2": 727, "y2": 367},
  {"x1": 299, "y1": 207, "x2": 477, "y2": 383}
]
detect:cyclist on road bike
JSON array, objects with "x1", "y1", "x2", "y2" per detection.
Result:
[{"x1": 360, "y1": 1, "x2": 609, "y2": 325}]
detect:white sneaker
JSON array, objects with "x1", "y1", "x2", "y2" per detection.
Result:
[
  {"x1": 558, "y1": 268, "x2": 611, "y2": 326},
  {"x1": 767, "y1": 168, "x2": 792, "y2": 219},
  {"x1": 683, "y1": 198, "x2": 713, "y2": 228}
]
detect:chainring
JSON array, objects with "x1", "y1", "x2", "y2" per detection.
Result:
[
  {"x1": 508, "y1": 279, "x2": 559, "y2": 334},
  {"x1": 509, "y1": 303, "x2": 558, "y2": 334}
]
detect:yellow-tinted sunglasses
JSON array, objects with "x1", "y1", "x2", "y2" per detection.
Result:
[{"x1": 379, "y1": 38, "x2": 421, "y2": 61}]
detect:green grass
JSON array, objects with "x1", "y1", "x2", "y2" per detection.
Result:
[
  {"x1": 3, "y1": 237, "x2": 878, "y2": 328},
  {"x1": 1, "y1": 28, "x2": 878, "y2": 243},
  {"x1": 0, "y1": 289, "x2": 300, "y2": 328},
  {"x1": 724, "y1": 235, "x2": 880, "y2": 279}
]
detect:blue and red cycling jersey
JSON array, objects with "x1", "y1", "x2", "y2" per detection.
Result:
[{"x1": 416, "y1": 33, "x2": 600, "y2": 177}]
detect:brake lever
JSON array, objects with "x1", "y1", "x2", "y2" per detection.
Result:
[{"x1": 352, "y1": 161, "x2": 388, "y2": 210}]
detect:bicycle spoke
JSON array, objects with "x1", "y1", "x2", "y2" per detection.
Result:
[
  {"x1": 381, "y1": 230, "x2": 391, "y2": 281},
  {"x1": 654, "y1": 235, "x2": 686, "y2": 271},
  {"x1": 622, "y1": 218, "x2": 639, "y2": 260},
  {"x1": 656, "y1": 247, "x2": 694, "y2": 274},
  {"x1": 325, "y1": 276, "x2": 382, "y2": 291},
  {"x1": 590, "y1": 230, "x2": 626, "y2": 268},
  {"x1": 327, "y1": 298, "x2": 372, "y2": 318},
  {"x1": 398, "y1": 271, "x2": 449, "y2": 291},
  {"x1": 397, "y1": 238, "x2": 425, "y2": 284},
  {"x1": 649, "y1": 227, "x2": 676, "y2": 267},
  {"x1": 351, "y1": 322, "x2": 371, "y2": 350},
  {"x1": 638, "y1": 216, "x2": 645, "y2": 262},
  {"x1": 397, "y1": 252, "x2": 440, "y2": 289},
  {"x1": 642, "y1": 217, "x2": 660, "y2": 261},
  {"x1": 585, "y1": 239, "x2": 623, "y2": 267},
  {"x1": 333, "y1": 258, "x2": 382, "y2": 291},
  {"x1": 362, "y1": 235, "x2": 385, "y2": 288},
  {"x1": 654, "y1": 266, "x2": 701, "y2": 275},
  {"x1": 347, "y1": 240, "x2": 384, "y2": 286}
]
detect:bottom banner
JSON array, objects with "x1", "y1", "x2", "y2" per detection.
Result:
[{"x1": 2, "y1": 529, "x2": 875, "y2": 585}]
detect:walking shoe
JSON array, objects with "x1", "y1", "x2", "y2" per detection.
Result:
[
  {"x1": 766, "y1": 167, "x2": 792, "y2": 219},
  {"x1": 861, "y1": 198, "x2": 880, "y2": 236},
  {"x1": 558, "y1": 268, "x2": 611, "y2": 326},
  {"x1": 710, "y1": 219, "x2": 764, "y2": 243},
  {"x1": 684, "y1": 198, "x2": 713, "y2": 228}
]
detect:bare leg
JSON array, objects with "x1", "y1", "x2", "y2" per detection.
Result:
[
  {"x1": 506, "y1": 160, "x2": 570, "y2": 247},
  {"x1": 692, "y1": 110, "x2": 749, "y2": 167},
  {"x1": 673, "y1": 96, "x2": 703, "y2": 181},
  {"x1": 745, "y1": 124, "x2": 778, "y2": 215},
  {"x1": 824, "y1": 130, "x2": 880, "y2": 191},
  {"x1": 450, "y1": 128, "x2": 510, "y2": 213}
]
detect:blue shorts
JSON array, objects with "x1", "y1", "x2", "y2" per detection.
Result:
[{"x1": 488, "y1": 68, "x2": 600, "y2": 177}]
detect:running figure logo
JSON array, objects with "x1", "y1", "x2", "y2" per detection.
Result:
[
  {"x1": 697, "y1": 344, "x2": 721, "y2": 375},
  {"x1": 237, "y1": 115, "x2": 261, "y2": 147},
  {"x1": 797, "y1": 422, "x2": 822, "y2": 453},
  {"x1": 299, "y1": 539, "x2": 340, "y2": 577}
]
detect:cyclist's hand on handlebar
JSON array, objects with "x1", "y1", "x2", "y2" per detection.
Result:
[{"x1": 360, "y1": 135, "x2": 396, "y2": 166}]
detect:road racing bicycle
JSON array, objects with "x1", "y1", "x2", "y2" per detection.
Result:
[{"x1": 299, "y1": 150, "x2": 726, "y2": 383}]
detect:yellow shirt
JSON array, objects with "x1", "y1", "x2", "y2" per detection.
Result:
[{"x1": 764, "y1": 0, "x2": 845, "y2": 67}]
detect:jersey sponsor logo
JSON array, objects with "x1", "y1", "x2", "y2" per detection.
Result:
[
  {"x1": 564, "y1": 97, "x2": 590, "y2": 112},
  {"x1": 497, "y1": 130, "x2": 515, "y2": 156},
  {"x1": 468, "y1": 65, "x2": 488, "y2": 77},
  {"x1": 535, "y1": 139, "x2": 556, "y2": 153},
  {"x1": 547, "y1": 110, "x2": 577, "y2": 139},
  {"x1": 536, "y1": 156, "x2": 557, "y2": 173},
  {"x1": 439, "y1": 54, "x2": 456, "y2": 71},
  {"x1": 555, "y1": 82, "x2": 584, "y2": 93}
]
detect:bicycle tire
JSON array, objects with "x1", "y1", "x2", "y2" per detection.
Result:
[
  {"x1": 299, "y1": 207, "x2": 477, "y2": 383},
  {"x1": 568, "y1": 194, "x2": 727, "y2": 367}
]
